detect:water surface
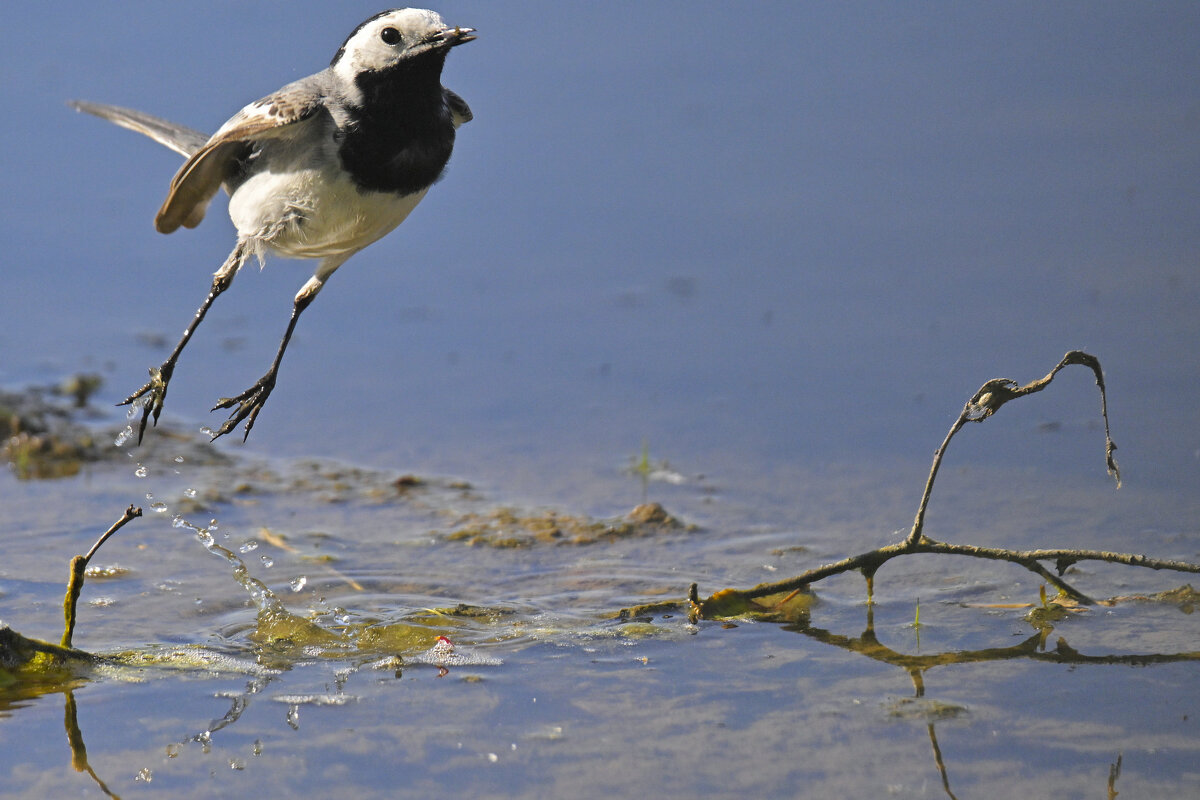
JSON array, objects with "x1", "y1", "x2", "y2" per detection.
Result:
[{"x1": 2, "y1": 2, "x2": 1199, "y2": 797}]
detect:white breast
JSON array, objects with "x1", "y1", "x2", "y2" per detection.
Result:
[{"x1": 227, "y1": 133, "x2": 427, "y2": 261}]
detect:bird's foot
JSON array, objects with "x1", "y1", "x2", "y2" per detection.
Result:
[
  {"x1": 117, "y1": 365, "x2": 172, "y2": 445},
  {"x1": 211, "y1": 372, "x2": 277, "y2": 442}
]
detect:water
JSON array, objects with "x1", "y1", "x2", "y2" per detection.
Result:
[
  {"x1": 3, "y1": 439, "x2": 1196, "y2": 797},
  {"x1": 2, "y1": 2, "x2": 1200, "y2": 797}
]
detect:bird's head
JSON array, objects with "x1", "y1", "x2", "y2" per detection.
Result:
[{"x1": 331, "y1": 8, "x2": 475, "y2": 82}]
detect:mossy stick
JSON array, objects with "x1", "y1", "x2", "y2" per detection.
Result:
[{"x1": 61, "y1": 505, "x2": 142, "y2": 649}]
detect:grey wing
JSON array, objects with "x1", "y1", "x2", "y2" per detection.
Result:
[
  {"x1": 156, "y1": 80, "x2": 327, "y2": 234},
  {"x1": 443, "y1": 88, "x2": 473, "y2": 128},
  {"x1": 69, "y1": 100, "x2": 209, "y2": 158}
]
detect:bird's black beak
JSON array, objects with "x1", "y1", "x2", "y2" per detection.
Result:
[{"x1": 438, "y1": 26, "x2": 476, "y2": 48}]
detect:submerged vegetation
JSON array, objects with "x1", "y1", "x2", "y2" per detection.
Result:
[{"x1": 1, "y1": 377, "x2": 108, "y2": 479}]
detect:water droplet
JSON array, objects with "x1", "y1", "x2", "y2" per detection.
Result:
[
  {"x1": 286, "y1": 705, "x2": 300, "y2": 730},
  {"x1": 151, "y1": 502, "x2": 169, "y2": 513},
  {"x1": 184, "y1": 488, "x2": 198, "y2": 498},
  {"x1": 114, "y1": 426, "x2": 133, "y2": 447},
  {"x1": 209, "y1": 520, "x2": 219, "y2": 531},
  {"x1": 165, "y1": 743, "x2": 181, "y2": 759},
  {"x1": 199, "y1": 426, "x2": 215, "y2": 438},
  {"x1": 145, "y1": 493, "x2": 154, "y2": 501},
  {"x1": 252, "y1": 739, "x2": 263, "y2": 756},
  {"x1": 290, "y1": 576, "x2": 308, "y2": 593},
  {"x1": 239, "y1": 541, "x2": 259, "y2": 554},
  {"x1": 229, "y1": 758, "x2": 245, "y2": 771},
  {"x1": 134, "y1": 767, "x2": 153, "y2": 782},
  {"x1": 134, "y1": 465, "x2": 148, "y2": 478},
  {"x1": 174, "y1": 456, "x2": 185, "y2": 464},
  {"x1": 172, "y1": 516, "x2": 187, "y2": 529},
  {"x1": 260, "y1": 556, "x2": 274, "y2": 568}
]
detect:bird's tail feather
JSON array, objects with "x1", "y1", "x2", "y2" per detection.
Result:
[{"x1": 69, "y1": 100, "x2": 209, "y2": 158}]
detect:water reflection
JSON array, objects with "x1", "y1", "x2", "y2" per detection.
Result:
[
  {"x1": 786, "y1": 602, "x2": 1200, "y2": 672},
  {"x1": 777, "y1": 603, "x2": 1190, "y2": 798},
  {"x1": 28, "y1": 596, "x2": 1171, "y2": 800},
  {"x1": 63, "y1": 691, "x2": 120, "y2": 799}
]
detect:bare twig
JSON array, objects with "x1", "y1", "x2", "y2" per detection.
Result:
[
  {"x1": 713, "y1": 539, "x2": 1200, "y2": 610},
  {"x1": 691, "y1": 352, "x2": 1197, "y2": 620},
  {"x1": 908, "y1": 350, "x2": 1118, "y2": 548}
]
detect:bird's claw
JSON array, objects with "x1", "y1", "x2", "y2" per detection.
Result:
[
  {"x1": 211, "y1": 374, "x2": 276, "y2": 442},
  {"x1": 116, "y1": 366, "x2": 170, "y2": 445}
]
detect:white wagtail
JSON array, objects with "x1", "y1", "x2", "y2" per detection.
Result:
[{"x1": 71, "y1": 8, "x2": 475, "y2": 443}]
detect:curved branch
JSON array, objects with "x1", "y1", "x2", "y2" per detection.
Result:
[
  {"x1": 689, "y1": 352, "x2": 1194, "y2": 619},
  {"x1": 908, "y1": 351, "x2": 1119, "y2": 548},
  {"x1": 697, "y1": 538, "x2": 1200, "y2": 613}
]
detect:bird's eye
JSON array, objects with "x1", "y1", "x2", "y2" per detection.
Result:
[{"x1": 380, "y1": 27, "x2": 402, "y2": 45}]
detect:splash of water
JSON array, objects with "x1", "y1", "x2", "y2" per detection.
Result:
[
  {"x1": 114, "y1": 402, "x2": 144, "y2": 448},
  {"x1": 114, "y1": 425, "x2": 134, "y2": 448},
  {"x1": 172, "y1": 515, "x2": 284, "y2": 617}
]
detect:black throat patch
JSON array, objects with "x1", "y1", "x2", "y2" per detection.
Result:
[{"x1": 338, "y1": 52, "x2": 456, "y2": 195}]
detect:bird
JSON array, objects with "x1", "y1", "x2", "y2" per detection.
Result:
[{"x1": 71, "y1": 8, "x2": 475, "y2": 444}]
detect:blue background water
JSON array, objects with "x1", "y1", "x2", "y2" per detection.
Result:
[{"x1": 2, "y1": 2, "x2": 1196, "y2": 496}]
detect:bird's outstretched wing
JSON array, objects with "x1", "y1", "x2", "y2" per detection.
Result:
[
  {"x1": 69, "y1": 100, "x2": 210, "y2": 157},
  {"x1": 155, "y1": 82, "x2": 327, "y2": 234}
]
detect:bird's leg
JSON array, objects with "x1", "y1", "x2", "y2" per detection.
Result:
[
  {"x1": 120, "y1": 241, "x2": 249, "y2": 444},
  {"x1": 210, "y1": 273, "x2": 325, "y2": 442}
]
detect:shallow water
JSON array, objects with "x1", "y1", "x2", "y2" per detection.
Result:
[
  {"x1": 3, "y1": 439, "x2": 1198, "y2": 798},
  {"x1": 3, "y1": 2, "x2": 1200, "y2": 797}
]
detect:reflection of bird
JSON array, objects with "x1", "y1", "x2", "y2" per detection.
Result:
[{"x1": 71, "y1": 9, "x2": 475, "y2": 443}]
